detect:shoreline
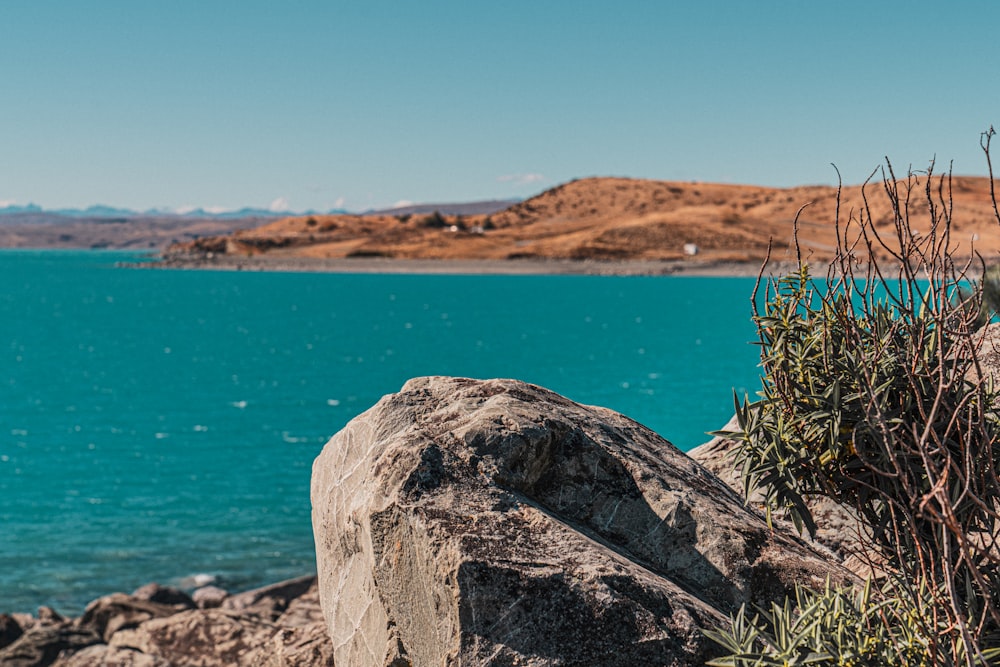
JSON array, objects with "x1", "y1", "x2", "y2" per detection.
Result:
[{"x1": 131, "y1": 254, "x2": 799, "y2": 277}]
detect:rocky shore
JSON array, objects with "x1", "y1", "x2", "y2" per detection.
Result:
[
  {"x1": 8, "y1": 376, "x2": 879, "y2": 666},
  {"x1": 0, "y1": 575, "x2": 332, "y2": 666},
  {"x1": 136, "y1": 253, "x2": 799, "y2": 277}
]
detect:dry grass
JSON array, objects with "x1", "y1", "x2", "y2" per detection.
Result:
[{"x1": 168, "y1": 175, "x2": 1000, "y2": 268}]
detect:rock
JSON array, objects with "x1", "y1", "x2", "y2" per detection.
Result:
[
  {"x1": 972, "y1": 322, "x2": 1000, "y2": 377},
  {"x1": 0, "y1": 624, "x2": 101, "y2": 667},
  {"x1": 243, "y1": 623, "x2": 336, "y2": 667},
  {"x1": 108, "y1": 609, "x2": 278, "y2": 667},
  {"x1": 131, "y1": 583, "x2": 195, "y2": 609},
  {"x1": 274, "y1": 581, "x2": 325, "y2": 629},
  {"x1": 222, "y1": 575, "x2": 315, "y2": 620},
  {"x1": 312, "y1": 376, "x2": 853, "y2": 666},
  {"x1": 689, "y1": 418, "x2": 872, "y2": 571},
  {"x1": 4, "y1": 575, "x2": 331, "y2": 667},
  {"x1": 51, "y1": 644, "x2": 171, "y2": 667},
  {"x1": 0, "y1": 613, "x2": 24, "y2": 650},
  {"x1": 12, "y1": 614, "x2": 37, "y2": 633},
  {"x1": 37, "y1": 607, "x2": 65, "y2": 626},
  {"x1": 192, "y1": 586, "x2": 229, "y2": 610},
  {"x1": 75, "y1": 593, "x2": 183, "y2": 643},
  {"x1": 79, "y1": 577, "x2": 333, "y2": 667}
]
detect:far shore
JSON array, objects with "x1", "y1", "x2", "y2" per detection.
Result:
[{"x1": 130, "y1": 254, "x2": 802, "y2": 277}]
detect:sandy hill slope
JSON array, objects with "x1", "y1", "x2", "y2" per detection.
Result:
[{"x1": 164, "y1": 175, "x2": 1000, "y2": 268}]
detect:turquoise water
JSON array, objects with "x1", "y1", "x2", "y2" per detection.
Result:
[{"x1": 1, "y1": 250, "x2": 761, "y2": 614}]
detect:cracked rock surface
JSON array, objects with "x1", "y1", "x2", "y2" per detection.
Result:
[{"x1": 312, "y1": 376, "x2": 852, "y2": 666}]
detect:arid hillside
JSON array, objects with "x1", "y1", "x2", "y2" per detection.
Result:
[
  {"x1": 163, "y1": 175, "x2": 1000, "y2": 269},
  {"x1": 0, "y1": 214, "x2": 277, "y2": 250}
]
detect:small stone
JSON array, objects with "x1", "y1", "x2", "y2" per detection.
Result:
[
  {"x1": 191, "y1": 586, "x2": 229, "y2": 609},
  {"x1": 131, "y1": 583, "x2": 195, "y2": 609}
]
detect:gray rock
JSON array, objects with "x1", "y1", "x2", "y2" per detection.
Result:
[
  {"x1": 689, "y1": 418, "x2": 874, "y2": 574},
  {"x1": 312, "y1": 376, "x2": 853, "y2": 666},
  {"x1": 191, "y1": 586, "x2": 229, "y2": 610}
]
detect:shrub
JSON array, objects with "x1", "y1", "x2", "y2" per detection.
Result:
[
  {"x1": 705, "y1": 581, "x2": 934, "y2": 666},
  {"x1": 713, "y1": 131, "x2": 1000, "y2": 665},
  {"x1": 421, "y1": 211, "x2": 447, "y2": 228},
  {"x1": 722, "y1": 210, "x2": 742, "y2": 225},
  {"x1": 982, "y1": 263, "x2": 1000, "y2": 314}
]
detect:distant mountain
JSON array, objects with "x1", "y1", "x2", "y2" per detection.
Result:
[
  {"x1": 0, "y1": 199, "x2": 515, "y2": 220},
  {"x1": 0, "y1": 203, "x2": 337, "y2": 220},
  {"x1": 365, "y1": 199, "x2": 520, "y2": 217},
  {"x1": 0, "y1": 197, "x2": 523, "y2": 249},
  {"x1": 0, "y1": 203, "x2": 44, "y2": 215},
  {"x1": 54, "y1": 205, "x2": 139, "y2": 218}
]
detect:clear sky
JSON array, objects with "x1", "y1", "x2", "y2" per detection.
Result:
[{"x1": 2, "y1": 1, "x2": 998, "y2": 212}]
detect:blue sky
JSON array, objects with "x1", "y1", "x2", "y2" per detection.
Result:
[{"x1": 2, "y1": 1, "x2": 998, "y2": 212}]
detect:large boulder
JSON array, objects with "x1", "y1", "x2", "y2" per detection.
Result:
[
  {"x1": 688, "y1": 416, "x2": 866, "y2": 563},
  {"x1": 311, "y1": 376, "x2": 853, "y2": 666}
]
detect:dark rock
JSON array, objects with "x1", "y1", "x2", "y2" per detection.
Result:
[
  {"x1": 0, "y1": 624, "x2": 100, "y2": 667},
  {"x1": 131, "y1": 583, "x2": 195, "y2": 609},
  {"x1": 0, "y1": 613, "x2": 24, "y2": 650}
]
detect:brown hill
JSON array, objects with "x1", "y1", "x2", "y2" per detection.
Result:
[{"x1": 163, "y1": 175, "x2": 1000, "y2": 269}]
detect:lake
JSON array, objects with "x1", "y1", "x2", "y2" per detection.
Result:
[{"x1": 0, "y1": 250, "x2": 762, "y2": 613}]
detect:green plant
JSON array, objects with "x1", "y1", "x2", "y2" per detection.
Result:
[
  {"x1": 705, "y1": 581, "x2": 934, "y2": 666},
  {"x1": 713, "y1": 134, "x2": 1000, "y2": 665}
]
